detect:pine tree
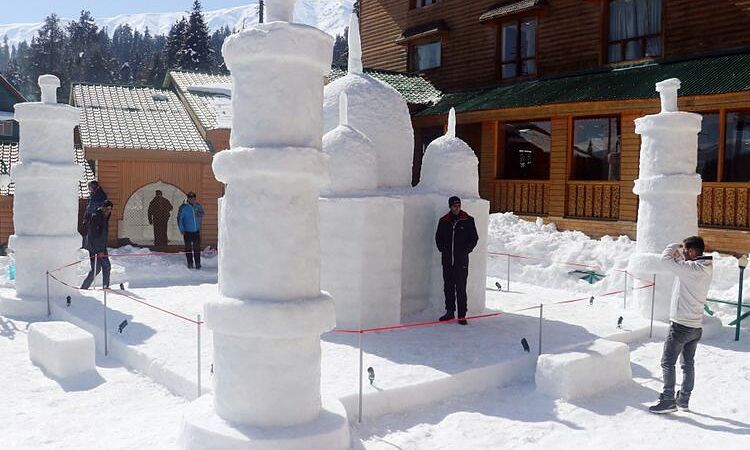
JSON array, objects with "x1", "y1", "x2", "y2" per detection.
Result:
[
  {"x1": 0, "y1": 36, "x2": 10, "y2": 73},
  {"x1": 164, "y1": 17, "x2": 188, "y2": 70},
  {"x1": 209, "y1": 26, "x2": 232, "y2": 74},
  {"x1": 332, "y1": 27, "x2": 349, "y2": 66},
  {"x1": 181, "y1": 0, "x2": 213, "y2": 72},
  {"x1": 28, "y1": 14, "x2": 67, "y2": 100},
  {"x1": 5, "y1": 42, "x2": 33, "y2": 99},
  {"x1": 65, "y1": 11, "x2": 100, "y2": 85}
]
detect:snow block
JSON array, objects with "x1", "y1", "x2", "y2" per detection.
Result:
[
  {"x1": 535, "y1": 339, "x2": 632, "y2": 400},
  {"x1": 28, "y1": 321, "x2": 95, "y2": 379}
]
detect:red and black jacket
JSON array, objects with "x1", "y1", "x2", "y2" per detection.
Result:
[{"x1": 435, "y1": 210, "x2": 479, "y2": 267}]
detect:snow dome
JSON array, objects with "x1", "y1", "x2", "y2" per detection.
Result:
[
  {"x1": 322, "y1": 92, "x2": 377, "y2": 195},
  {"x1": 323, "y1": 14, "x2": 414, "y2": 188},
  {"x1": 419, "y1": 108, "x2": 479, "y2": 198}
]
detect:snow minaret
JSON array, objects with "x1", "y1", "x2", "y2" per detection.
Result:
[
  {"x1": 628, "y1": 78, "x2": 703, "y2": 321},
  {"x1": 0, "y1": 75, "x2": 81, "y2": 318},
  {"x1": 323, "y1": 12, "x2": 415, "y2": 188},
  {"x1": 179, "y1": 2, "x2": 349, "y2": 449},
  {"x1": 418, "y1": 107, "x2": 489, "y2": 316}
]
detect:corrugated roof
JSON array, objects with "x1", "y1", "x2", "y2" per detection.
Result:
[
  {"x1": 168, "y1": 68, "x2": 441, "y2": 131},
  {"x1": 479, "y1": 0, "x2": 546, "y2": 22},
  {"x1": 419, "y1": 49, "x2": 750, "y2": 116},
  {"x1": 72, "y1": 84, "x2": 210, "y2": 152},
  {"x1": 0, "y1": 142, "x2": 95, "y2": 198}
]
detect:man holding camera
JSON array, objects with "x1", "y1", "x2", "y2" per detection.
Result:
[{"x1": 649, "y1": 236, "x2": 713, "y2": 414}]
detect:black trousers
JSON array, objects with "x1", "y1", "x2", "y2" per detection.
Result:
[
  {"x1": 442, "y1": 263, "x2": 468, "y2": 318},
  {"x1": 153, "y1": 219, "x2": 169, "y2": 247},
  {"x1": 81, "y1": 251, "x2": 111, "y2": 289},
  {"x1": 183, "y1": 231, "x2": 201, "y2": 267}
]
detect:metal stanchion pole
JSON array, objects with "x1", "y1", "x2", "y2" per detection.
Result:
[
  {"x1": 623, "y1": 271, "x2": 628, "y2": 310},
  {"x1": 649, "y1": 274, "x2": 656, "y2": 338},
  {"x1": 358, "y1": 331, "x2": 364, "y2": 423},
  {"x1": 46, "y1": 271, "x2": 51, "y2": 317},
  {"x1": 507, "y1": 254, "x2": 511, "y2": 292},
  {"x1": 103, "y1": 286, "x2": 108, "y2": 356},
  {"x1": 736, "y1": 258, "x2": 746, "y2": 341},
  {"x1": 538, "y1": 303, "x2": 543, "y2": 356},
  {"x1": 197, "y1": 314, "x2": 202, "y2": 397}
]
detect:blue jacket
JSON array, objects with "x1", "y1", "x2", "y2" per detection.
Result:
[{"x1": 178, "y1": 201, "x2": 204, "y2": 233}]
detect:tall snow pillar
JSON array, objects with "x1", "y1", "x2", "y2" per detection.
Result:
[
  {"x1": 179, "y1": 2, "x2": 349, "y2": 449},
  {"x1": 0, "y1": 75, "x2": 81, "y2": 318},
  {"x1": 628, "y1": 79, "x2": 703, "y2": 321}
]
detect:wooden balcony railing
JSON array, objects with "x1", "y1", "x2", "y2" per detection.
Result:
[
  {"x1": 494, "y1": 180, "x2": 549, "y2": 216},
  {"x1": 566, "y1": 182, "x2": 620, "y2": 220},
  {"x1": 699, "y1": 184, "x2": 750, "y2": 229}
]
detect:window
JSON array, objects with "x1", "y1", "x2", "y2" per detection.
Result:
[
  {"x1": 0, "y1": 121, "x2": 12, "y2": 137},
  {"x1": 571, "y1": 117, "x2": 621, "y2": 181},
  {"x1": 697, "y1": 113, "x2": 719, "y2": 182},
  {"x1": 501, "y1": 120, "x2": 550, "y2": 180},
  {"x1": 724, "y1": 111, "x2": 750, "y2": 182},
  {"x1": 410, "y1": 41, "x2": 441, "y2": 71},
  {"x1": 607, "y1": 0, "x2": 662, "y2": 63},
  {"x1": 414, "y1": 0, "x2": 437, "y2": 8},
  {"x1": 500, "y1": 17, "x2": 536, "y2": 79}
]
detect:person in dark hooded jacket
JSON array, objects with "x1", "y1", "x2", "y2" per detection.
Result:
[
  {"x1": 81, "y1": 181, "x2": 107, "y2": 247},
  {"x1": 435, "y1": 196, "x2": 479, "y2": 325},
  {"x1": 81, "y1": 200, "x2": 113, "y2": 290}
]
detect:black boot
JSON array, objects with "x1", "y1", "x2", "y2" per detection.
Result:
[
  {"x1": 676, "y1": 390, "x2": 690, "y2": 411},
  {"x1": 458, "y1": 319, "x2": 468, "y2": 325},
  {"x1": 649, "y1": 395, "x2": 677, "y2": 414},
  {"x1": 439, "y1": 312, "x2": 455, "y2": 322}
]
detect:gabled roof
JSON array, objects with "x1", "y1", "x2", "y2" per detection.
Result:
[
  {"x1": 166, "y1": 68, "x2": 441, "y2": 131},
  {"x1": 0, "y1": 73, "x2": 26, "y2": 114},
  {"x1": 0, "y1": 142, "x2": 95, "y2": 198},
  {"x1": 418, "y1": 48, "x2": 750, "y2": 116},
  {"x1": 72, "y1": 84, "x2": 210, "y2": 153}
]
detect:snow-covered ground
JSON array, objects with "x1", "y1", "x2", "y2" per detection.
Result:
[{"x1": 0, "y1": 213, "x2": 748, "y2": 449}]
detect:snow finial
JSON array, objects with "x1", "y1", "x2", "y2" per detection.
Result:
[
  {"x1": 39, "y1": 74, "x2": 60, "y2": 104},
  {"x1": 447, "y1": 108, "x2": 456, "y2": 138},
  {"x1": 348, "y1": 13, "x2": 363, "y2": 75},
  {"x1": 266, "y1": 0, "x2": 296, "y2": 23},
  {"x1": 339, "y1": 92, "x2": 348, "y2": 127},
  {"x1": 655, "y1": 78, "x2": 681, "y2": 113}
]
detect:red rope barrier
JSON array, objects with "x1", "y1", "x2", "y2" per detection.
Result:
[{"x1": 48, "y1": 250, "x2": 217, "y2": 274}]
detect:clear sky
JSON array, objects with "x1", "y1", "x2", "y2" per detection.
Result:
[{"x1": 3, "y1": 0, "x2": 253, "y2": 24}]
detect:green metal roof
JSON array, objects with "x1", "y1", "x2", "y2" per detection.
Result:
[
  {"x1": 418, "y1": 49, "x2": 750, "y2": 116},
  {"x1": 328, "y1": 66, "x2": 442, "y2": 107}
]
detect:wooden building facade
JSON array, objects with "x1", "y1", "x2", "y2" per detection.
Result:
[{"x1": 360, "y1": 0, "x2": 750, "y2": 253}]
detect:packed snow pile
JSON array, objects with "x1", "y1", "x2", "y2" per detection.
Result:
[{"x1": 28, "y1": 321, "x2": 96, "y2": 379}]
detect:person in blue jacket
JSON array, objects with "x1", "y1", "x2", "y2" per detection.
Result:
[{"x1": 178, "y1": 191, "x2": 205, "y2": 269}]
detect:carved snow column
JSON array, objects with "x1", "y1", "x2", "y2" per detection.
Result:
[
  {"x1": 1, "y1": 75, "x2": 81, "y2": 317},
  {"x1": 628, "y1": 79, "x2": 703, "y2": 321},
  {"x1": 179, "y1": 2, "x2": 349, "y2": 449}
]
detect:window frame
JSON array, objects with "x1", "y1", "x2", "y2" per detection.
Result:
[
  {"x1": 569, "y1": 115, "x2": 622, "y2": 182},
  {"x1": 604, "y1": 0, "x2": 664, "y2": 64},
  {"x1": 408, "y1": 39, "x2": 443, "y2": 72},
  {"x1": 411, "y1": 0, "x2": 438, "y2": 9},
  {"x1": 497, "y1": 118, "x2": 552, "y2": 181},
  {"x1": 722, "y1": 109, "x2": 750, "y2": 183},
  {"x1": 498, "y1": 16, "x2": 537, "y2": 80},
  {"x1": 0, "y1": 121, "x2": 13, "y2": 137}
]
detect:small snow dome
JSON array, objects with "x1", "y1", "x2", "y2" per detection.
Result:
[
  {"x1": 323, "y1": 14, "x2": 414, "y2": 188},
  {"x1": 419, "y1": 108, "x2": 479, "y2": 198},
  {"x1": 322, "y1": 92, "x2": 377, "y2": 195}
]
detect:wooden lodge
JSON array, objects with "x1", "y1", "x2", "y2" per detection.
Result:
[{"x1": 360, "y1": 0, "x2": 750, "y2": 253}]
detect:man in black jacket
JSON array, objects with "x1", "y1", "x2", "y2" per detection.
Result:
[
  {"x1": 81, "y1": 200, "x2": 113, "y2": 290},
  {"x1": 435, "y1": 196, "x2": 479, "y2": 325}
]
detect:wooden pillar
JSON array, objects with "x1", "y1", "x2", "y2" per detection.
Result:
[
  {"x1": 480, "y1": 121, "x2": 498, "y2": 208},
  {"x1": 619, "y1": 112, "x2": 641, "y2": 224},
  {"x1": 548, "y1": 116, "x2": 569, "y2": 217}
]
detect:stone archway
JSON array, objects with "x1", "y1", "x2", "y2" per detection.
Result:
[{"x1": 119, "y1": 181, "x2": 186, "y2": 246}]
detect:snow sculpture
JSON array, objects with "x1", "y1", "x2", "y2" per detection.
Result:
[
  {"x1": 323, "y1": 13, "x2": 415, "y2": 188},
  {"x1": 0, "y1": 75, "x2": 81, "y2": 318},
  {"x1": 320, "y1": 92, "x2": 403, "y2": 329},
  {"x1": 179, "y1": 2, "x2": 349, "y2": 449},
  {"x1": 410, "y1": 108, "x2": 489, "y2": 316},
  {"x1": 29, "y1": 321, "x2": 96, "y2": 379},
  {"x1": 628, "y1": 79, "x2": 703, "y2": 321}
]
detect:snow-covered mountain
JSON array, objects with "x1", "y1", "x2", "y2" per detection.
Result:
[{"x1": 0, "y1": 1, "x2": 353, "y2": 48}]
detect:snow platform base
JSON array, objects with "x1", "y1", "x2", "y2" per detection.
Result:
[
  {"x1": 29, "y1": 321, "x2": 95, "y2": 379},
  {"x1": 0, "y1": 292, "x2": 48, "y2": 319},
  {"x1": 179, "y1": 395, "x2": 350, "y2": 450},
  {"x1": 535, "y1": 339, "x2": 632, "y2": 401}
]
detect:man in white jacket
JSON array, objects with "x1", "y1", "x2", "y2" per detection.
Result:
[{"x1": 649, "y1": 236, "x2": 713, "y2": 414}]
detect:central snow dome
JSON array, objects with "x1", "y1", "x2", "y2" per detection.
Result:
[{"x1": 323, "y1": 14, "x2": 415, "y2": 188}]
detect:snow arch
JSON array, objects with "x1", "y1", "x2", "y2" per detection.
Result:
[{"x1": 118, "y1": 181, "x2": 186, "y2": 246}]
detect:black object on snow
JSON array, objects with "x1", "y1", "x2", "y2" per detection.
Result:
[
  {"x1": 66, "y1": 296, "x2": 71, "y2": 307},
  {"x1": 367, "y1": 367, "x2": 375, "y2": 385},
  {"x1": 118, "y1": 319, "x2": 128, "y2": 333},
  {"x1": 589, "y1": 296, "x2": 594, "y2": 306},
  {"x1": 617, "y1": 316, "x2": 624, "y2": 329},
  {"x1": 120, "y1": 283, "x2": 125, "y2": 290},
  {"x1": 495, "y1": 281, "x2": 502, "y2": 290},
  {"x1": 521, "y1": 338, "x2": 530, "y2": 353}
]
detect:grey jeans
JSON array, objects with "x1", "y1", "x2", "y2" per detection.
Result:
[{"x1": 661, "y1": 321, "x2": 702, "y2": 399}]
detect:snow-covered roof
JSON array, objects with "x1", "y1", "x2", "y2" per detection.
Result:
[
  {"x1": 0, "y1": 142, "x2": 95, "y2": 197},
  {"x1": 72, "y1": 84, "x2": 210, "y2": 153}
]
